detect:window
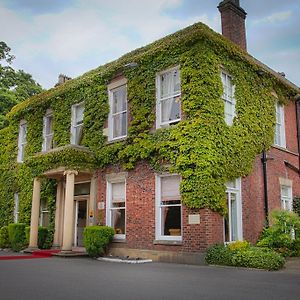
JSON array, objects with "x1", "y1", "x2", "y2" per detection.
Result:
[
  {"x1": 71, "y1": 102, "x2": 84, "y2": 145},
  {"x1": 39, "y1": 199, "x2": 49, "y2": 227},
  {"x1": 106, "y1": 179, "x2": 126, "y2": 239},
  {"x1": 221, "y1": 71, "x2": 235, "y2": 126},
  {"x1": 224, "y1": 178, "x2": 243, "y2": 242},
  {"x1": 17, "y1": 120, "x2": 27, "y2": 162},
  {"x1": 42, "y1": 110, "x2": 54, "y2": 151},
  {"x1": 14, "y1": 193, "x2": 19, "y2": 223},
  {"x1": 108, "y1": 84, "x2": 127, "y2": 141},
  {"x1": 281, "y1": 185, "x2": 292, "y2": 211},
  {"x1": 156, "y1": 67, "x2": 181, "y2": 128},
  {"x1": 155, "y1": 174, "x2": 181, "y2": 241},
  {"x1": 274, "y1": 102, "x2": 286, "y2": 148}
]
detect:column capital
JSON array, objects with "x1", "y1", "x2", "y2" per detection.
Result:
[{"x1": 63, "y1": 170, "x2": 78, "y2": 176}]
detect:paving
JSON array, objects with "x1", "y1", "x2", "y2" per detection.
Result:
[{"x1": 0, "y1": 254, "x2": 299, "y2": 300}]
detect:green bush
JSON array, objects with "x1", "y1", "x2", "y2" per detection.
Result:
[
  {"x1": 25, "y1": 226, "x2": 51, "y2": 249},
  {"x1": 8, "y1": 223, "x2": 27, "y2": 252},
  {"x1": 25, "y1": 226, "x2": 30, "y2": 244},
  {"x1": 83, "y1": 226, "x2": 115, "y2": 257},
  {"x1": 0, "y1": 226, "x2": 10, "y2": 248},
  {"x1": 231, "y1": 247, "x2": 285, "y2": 271},
  {"x1": 205, "y1": 243, "x2": 285, "y2": 270},
  {"x1": 293, "y1": 197, "x2": 300, "y2": 216}
]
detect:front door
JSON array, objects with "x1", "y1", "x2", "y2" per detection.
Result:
[{"x1": 74, "y1": 200, "x2": 87, "y2": 247}]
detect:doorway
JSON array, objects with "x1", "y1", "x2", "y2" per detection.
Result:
[{"x1": 74, "y1": 199, "x2": 87, "y2": 247}]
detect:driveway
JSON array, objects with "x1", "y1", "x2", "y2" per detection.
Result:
[{"x1": 0, "y1": 256, "x2": 299, "y2": 300}]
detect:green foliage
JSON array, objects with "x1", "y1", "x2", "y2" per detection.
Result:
[
  {"x1": 257, "y1": 210, "x2": 300, "y2": 256},
  {"x1": 293, "y1": 197, "x2": 300, "y2": 216},
  {"x1": 0, "y1": 23, "x2": 297, "y2": 228},
  {"x1": 83, "y1": 226, "x2": 115, "y2": 257},
  {"x1": 0, "y1": 226, "x2": 10, "y2": 248},
  {"x1": 205, "y1": 243, "x2": 285, "y2": 270},
  {"x1": 8, "y1": 223, "x2": 26, "y2": 251},
  {"x1": 38, "y1": 227, "x2": 49, "y2": 249}
]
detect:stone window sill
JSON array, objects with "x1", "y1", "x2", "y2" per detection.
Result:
[{"x1": 153, "y1": 240, "x2": 182, "y2": 246}]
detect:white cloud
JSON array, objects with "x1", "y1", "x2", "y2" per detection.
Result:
[{"x1": 254, "y1": 11, "x2": 292, "y2": 25}]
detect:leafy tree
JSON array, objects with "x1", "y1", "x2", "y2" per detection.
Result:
[{"x1": 0, "y1": 41, "x2": 43, "y2": 128}]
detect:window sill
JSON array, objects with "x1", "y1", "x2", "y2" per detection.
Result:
[
  {"x1": 112, "y1": 238, "x2": 127, "y2": 243},
  {"x1": 106, "y1": 136, "x2": 127, "y2": 144},
  {"x1": 153, "y1": 240, "x2": 182, "y2": 246},
  {"x1": 272, "y1": 145, "x2": 298, "y2": 156}
]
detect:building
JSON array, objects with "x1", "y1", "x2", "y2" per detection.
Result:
[{"x1": 0, "y1": 0, "x2": 299, "y2": 264}]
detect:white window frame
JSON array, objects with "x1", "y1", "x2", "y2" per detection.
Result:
[
  {"x1": 224, "y1": 178, "x2": 243, "y2": 243},
  {"x1": 108, "y1": 80, "x2": 128, "y2": 141},
  {"x1": 14, "y1": 193, "x2": 19, "y2": 223},
  {"x1": 221, "y1": 71, "x2": 236, "y2": 126},
  {"x1": 106, "y1": 175, "x2": 126, "y2": 240},
  {"x1": 70, "y1": 102, "x2": 84, "y2": 145},
  {"x1": 39, "y1": 199, "x2": 49, "y2": 227},
  {"x1": 17, "y1": 120, "x2": 27, "y2": 162},
  {"x1": 156, "y1": 66, "x2": 181, "y2": 128},
  {"x1": 42, "y1": 109, "x2": 54, "y2": 152},
  {"x1": 274, "y1": 102, "x2": 286, "y2": 148},
  {"x1": 155, "y1": 174, "x2": 182, "y2": 241},
  {"x1": 280, "y1": 185, "x2": 292, "y2": 211}
]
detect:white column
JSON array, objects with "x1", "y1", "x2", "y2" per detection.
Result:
[
  {"x1": 53, "y1": 181, "x2": 63, "y2": 248},
  {"x1": 29, "y1": 178, "x2": 41, "y2": 249},
  {"x1": 61, "y1": 170, "x2": 77, "y2": 252}
]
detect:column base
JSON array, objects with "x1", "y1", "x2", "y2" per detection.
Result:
[{"x1": 52, "y1": 244, "x2": 61, "y2": 250}]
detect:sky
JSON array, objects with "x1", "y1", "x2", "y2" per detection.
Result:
[{"x1": 0, "y1": 0, "x2": 299, "y2": 89}]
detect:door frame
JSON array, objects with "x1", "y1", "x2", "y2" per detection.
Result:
[{"x1": 74, "y1": 196, "x2": 89, "y2": 247}]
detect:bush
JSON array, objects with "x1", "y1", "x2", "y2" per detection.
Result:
[
  {"x1": 25, "y1": 226, "x2": 51, "y2": 249},
  {"x1": 83, "y1": 226, "x2": 115, "y2": 257},
  {"x1": 8, "y1": 223, "x2": 27, "y2": 252},
  {"x1": 0, "y1": 226, "x2": 10, "y2": 248},
  {"x1": 231, "y1": 247, "x2": 285, "y2": 271},
  {"x1": 205, "y1": 243, "x2": 285, "y2": 270},
  {"x1": 293, "y1": 197, "x2": 300, "y2": 216}
]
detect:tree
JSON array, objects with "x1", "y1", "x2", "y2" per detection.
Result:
[{"x1": 0, "y1": 41, "x2": 43, "y2": 128}]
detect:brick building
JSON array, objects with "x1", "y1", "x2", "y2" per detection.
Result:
[{"x1": 1, "y1": 0, "x2": 300, "y2": 264}]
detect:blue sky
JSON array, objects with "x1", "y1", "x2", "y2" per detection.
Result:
[{"x1": 0, "y1": 0, "x2": 299, "y2": 89}]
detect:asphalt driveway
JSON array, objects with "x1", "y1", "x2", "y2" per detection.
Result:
[{"x1": 0, "y1": 256, "x2": 299, "y2": 300}]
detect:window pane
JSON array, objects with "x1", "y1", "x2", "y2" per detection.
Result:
[
  {"x1": 230, "y1": 193, "x2": 238, "y2": 241},
  {"x1": 161, "y1": 176, "x2": 180, "y2": 200},
  {"x1": 161, "y1": 206, "x2": 181, "y2": 236},
  {"x1": 74, "y1": 182, "x2": 90, "y2": 196},
  {"x1": 75, "y1": 104, "x2": 84, "y2": 124},
  {"x1": 45, "y1": 115, "x2": 53, "y2": 135},
  {"x1": 21, "y1": 124, "x2": 27, "y2": 143},
  {"x1": 161, "y1": 97, "x2": 180, "y2": 123},
  {"x1": 160, "y1": 69, "x2": 180, "y2": 99},
  {"x1": 75, "y1": 124, "x2": 83, "y2": 145},
  {"x1": 113, "y1": 112, "x2": 127, "y2": 138},
  {"x1": 112, "y1": 182, "x2": 125, "y2": 203},
  {"x1": 111, "y1": 208, "x2": 125, "y2": 234},
  {"x1": 112, "y1": 86, "x2": 127, "y2": 114}
]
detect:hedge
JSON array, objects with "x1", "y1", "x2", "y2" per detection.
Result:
[
  {"x1": 0, "y1": 226, "x2": 10, "y2": 248},
  {"x1": 25, "y1": 226, "x2": 50, "y2": 249},
  {"x1": 8, "y1": 223, "x2": 27, "y2": 252}
]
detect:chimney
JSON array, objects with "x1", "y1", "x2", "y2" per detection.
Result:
[
  {"x1": 56, "y1": 74, "x2": 71, "y2": 86},
  {"x1": 218, "y1": 0, "x2": 247, "y2": 51}
]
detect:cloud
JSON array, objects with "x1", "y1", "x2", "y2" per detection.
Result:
[{"x1": 254, "y1": 11, "x2": 292, "y2": 25}]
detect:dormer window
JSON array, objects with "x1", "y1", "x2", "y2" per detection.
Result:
[
  {"x1": 71, "y1": 102, "x2": 84, "y2": 145},
  {"x1": 221, "y1": 71, "x2": 235, "y2": 126},
  {"x1": 156, "y1": 67, "x2": 181, "y2": 128},
  {"x1": 42, "y1": 110, "x2": 54, "y2": 152},
  {"x1": 17, "y1": 120, "x2": 27, "y2": 162}
]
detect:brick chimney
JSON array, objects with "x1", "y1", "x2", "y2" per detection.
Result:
[{"x1": 218, "y1": 0, "x2": 247, "y2": 51}]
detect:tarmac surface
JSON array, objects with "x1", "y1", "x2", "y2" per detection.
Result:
[{"x1": 0, "y1": 254, "x2": 299, "y2": 300}]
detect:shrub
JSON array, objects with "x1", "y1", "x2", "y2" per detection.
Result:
[
  {"x1": 8, "y1": 223, "x2": 27, "y2": 252},
  {"x1": 205, "y1": 244, "x2": 233, "y2": 266},
  {"x1": 25, "y1": 226, "x2": 51, "y2": 249},
  {"x1": 0, "y1": 226, "x2": 10, "y2": 248},
  {"x1": 293, "y1": 197, "x2": 300, "y2": 216},
  {"x1": 231, "y1": 247, "x2": 285, "y2": 271},
  {"x1": 83, "y1": 226, "x2": 115, "y2": 257},
  {"x1": 228, "y1": 240, "x2": 250, "y2": 251}
]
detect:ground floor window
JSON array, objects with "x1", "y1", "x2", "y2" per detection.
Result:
[
  {"x1": 40, "y1": 199, "x2": 49, "y2": 227},
  {"x1": 106, "y1": 179, "x2": 126, "y2": 239},
  {"x1": 281, "y1": 185, "x2": 292, "y2": 211},
  {"x1": 14, "y1": 193, "x2": 19, "y2": 223},
  {"x1": 224, "y1": 178, "x2": 242, "y2": 242},
  {"x1": 156, "y1": 174, "x2": 181, "y2": 241}
]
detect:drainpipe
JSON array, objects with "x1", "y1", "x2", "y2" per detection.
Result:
[
  {"x1": 261, "y1": 150, "x2": 269, "y2": 227},
  {"x1": 295, "y1": 96, "x2": 300, "y2": 172}
]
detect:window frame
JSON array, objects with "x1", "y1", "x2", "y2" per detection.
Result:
[
  {"x1": 39, "y1": 198, "x2": 49, "y2": 227},
  {"x1": 17, "y1": 120, "x2": 27, "y2": 163},
  {"x1": 42, "y1": 109, "x2": 54, "y2": 152},
  {"x1": 106, "y1": 176, "x2": 126, "y2": 240},
  {"x1": 108, "y1": 82, "x2": 128, "y2": 142},
  {"x1": 224, "y1": 178, "x2": 243, "y2": 243},
  {"x1": 280, "y1": 184, "x2": 292, "y2": 211},
  {"x1": 274, "y1": 102, "x2": 286, "y2": 148},
  {"x1": 221, "y1": 71, "x2": 236, "y2": 126},
  {"x1": 156, "y1": 66, "x2": 181, "y2": 128},
  {"x1": 155, "y1": 173, "x2": 182, "y2": 241},
  {"x1": 70, "y1": 102, "x2": 84, "y2": 145}
]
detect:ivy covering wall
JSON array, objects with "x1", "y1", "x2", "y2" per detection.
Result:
[{"x1": 0, "y1": 22, "x2": 297, "y2": 228}]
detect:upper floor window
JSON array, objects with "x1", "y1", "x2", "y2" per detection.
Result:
[
  {"x1": 71, "y1": 102, "x2": 84, "y2": 145},
  {"x1": 17, "y1": 120, "x2": 27, "y2": 162},
  {"x1": 280, "y1": 185, "x2": 292, "y2": 211},
  {"x1": 156, "y1": 67, "x2": 181, "y2": 128},
  {"x1": 108, "y1": 84, "x2": 127, "y2": 141},
  {"x1": 42, "y1": 110, "x2": 54, "y2": 152},
  {"x1": 155, "y1": 174, "x2": 182, "y2": 241},
  {"x1": 274, "y1": 102, "x2": 286, "y2": 148},
  {"x1": 225, "y1": 178, "x2": 243, "y2": 243},
  {"x1": 221, "y1": 71, "x2": 235, "y2": 126}
]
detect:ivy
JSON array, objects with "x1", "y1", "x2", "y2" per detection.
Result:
[{"x1": 0, "y1": 22, "x2": 298, "y2": 228}]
